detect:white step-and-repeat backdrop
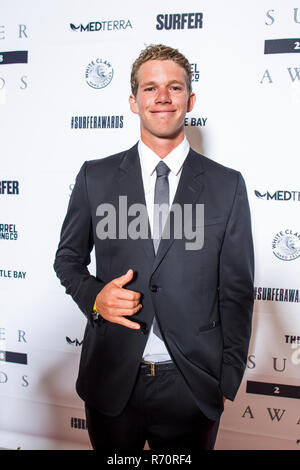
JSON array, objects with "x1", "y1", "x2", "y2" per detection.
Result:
[{"x1": 0, "y1": 0, "x2": 299, "y2": 450}]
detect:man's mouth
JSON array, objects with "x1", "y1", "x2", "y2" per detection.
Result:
[{"x1": 150, "y1": 110, "x2": 176, "y2": 114}]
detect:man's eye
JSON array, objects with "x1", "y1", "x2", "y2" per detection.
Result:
[
  {"x1": 171, "y1": 86, "x2": 181, "y2": 91},
  {"x1": 144, "y1": 87, "x2": 154, "y2": 92}
]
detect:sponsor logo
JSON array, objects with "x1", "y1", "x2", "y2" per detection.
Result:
[
  {"x1": 0, "y1": 372, "x2": 28, "y2": 386},
  {"x1": 0, "y1": 350, "x2": 27, "y2": 365},
  {"x1": 272, "y1": 230, "x2": 300, "y2": 261},
  {"x1": 0, "y1": 328, "x2": 28, "y2": 387},
  {"x1": 247, "y1": 354, "x2": 291, "y2": 372},
  {"x1": 285, "y1": 335, "x2": 300, "y2": 345},
  {"x1": 184, "y1": 117, "x2": 207, "y2": 127},
  {"x1": 70, "y1": 417, "x2": 87, "y2": 430},
  {"x1": 0, "y1": 328, "x2": 27, "y2": 343},
  {"x1": 265, "y1": 8, "x2": 300, "y2": 26},
  {"x1": 242, "y1": 405, "x2": 288, "y2": 421},
  {"x1": 242, "y1": 402, "x2": 300, "y2": 444},
  {"x1": 254, "y1": 286, "x2": 300, "y2": 302},
  {"x1": 0, "y1": 25, "x2": 28, "y2": 98},
  {"x1": 264, "y1": 38, "x2": 300, "y2": 55},
  {"x1": 0, "y1": 224, "x2": 18, "y2": 240},
  {"x1": 246, "y1": 380, "x2": 300, "y2": 400},
  {"x1": 0, "y1": 76, "x2": 28, "y2": 94},
  {"x1": 66, "y1": 337, "x2": 82, "y2": 347},
  {"x1": 261, "y1": 8, "x2": 300, "y2": 86},
  {"x1": 0, "y1": 24, "x2": 28, "y2": 40},
  {"x1": 255, "y1": 190, "x2": 300, "y2": 201},
  {"x1": 71, "y1": 115, "x2": 123, "y2": 129},
  {"x1": 190, "y1": 63, "x2": 200, "y2": 82},
  {"x1": 0, "y1": 51, "x2": 28, "y2": 65},
  {"x1": 70, "y1": 20, "x2": 132, "y2": 32},
  {"x1": 85, "y1": 58, "x2": 113, "y2": 89},
  {"x1": 260, "y1": 67, "x2": 300, "y2": 84},
  {"x1": 248, "y1": 349, "x2": 300, "y2": 371},
  {"x1": 0, "y1": 181, "x2": 19, "y2": 195},
  {"x1": 156, "y1": 13, "x2": 203, "y2": 30},
  {"x1": 0, "y1": 269, "x2": 26, "y2": 279}
]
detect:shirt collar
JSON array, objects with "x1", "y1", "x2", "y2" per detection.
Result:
[{"x1": 138, "y1": 137, "x2": 190, "y2": 177}]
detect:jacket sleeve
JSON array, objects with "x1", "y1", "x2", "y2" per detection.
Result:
[
  {"x1": 219, "y1": 172, "x2": 254, "y2": 400},
  {"x1": 53, "y1": 162, "x2": 105, "y2": 325}
]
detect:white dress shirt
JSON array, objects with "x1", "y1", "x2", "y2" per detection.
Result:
[{"x1": 138, "y1": 137, "x2": 190, "y2": 363}]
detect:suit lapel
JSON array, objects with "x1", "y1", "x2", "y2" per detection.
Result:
[
  {"x1": 115, "y1": 145, "x2": 205, "y2": 271},
  {"x1": 116, "y1": 144, "x2": 155, "y2": 262},
  {"x1": 151, "y1": 149, "x2": 205, "y2": 275}
]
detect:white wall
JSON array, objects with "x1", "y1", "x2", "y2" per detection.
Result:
[{"x1": 0, "y1": 0, "x2": 299, "y2": 450}]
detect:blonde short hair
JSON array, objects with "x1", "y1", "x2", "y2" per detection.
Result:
[{"x1": 130, "y1": 44, "x2": 192, "y2": 96}]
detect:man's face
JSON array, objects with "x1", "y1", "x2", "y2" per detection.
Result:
[{"x1": 129, "y1": 60, "x2": 195, "y2": 141}]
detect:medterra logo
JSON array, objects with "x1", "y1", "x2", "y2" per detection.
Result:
[
  {"x1": 85, "y1": 58, "x2": 113, "y2": 89},
  {"x1": 255, "y1": 190, "x2": 300, "y2": 201},
  {"x1": 70, "y1": 20, "x2": 132, "y2": 32},
  {"x1": 272, "y1": 229, "x2": 300, "y2": 261}
]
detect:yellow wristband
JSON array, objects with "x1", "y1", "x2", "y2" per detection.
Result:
[{"x1": 93, "y1": 301, "x2": 97, "y2": 312}]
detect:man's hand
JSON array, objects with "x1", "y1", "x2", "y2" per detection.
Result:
[{"x1": 95, "y1": 269, "x2": 142, "y2": 330}]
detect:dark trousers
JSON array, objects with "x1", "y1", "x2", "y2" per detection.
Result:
[{"x1": 85, "y1": 365, "x2": 220, "y2": 452}]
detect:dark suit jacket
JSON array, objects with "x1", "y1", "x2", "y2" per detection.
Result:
[{"x1": 54, "y1": 144, "x2": 254, "y2": 421}]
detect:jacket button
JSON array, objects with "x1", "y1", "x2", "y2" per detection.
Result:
[
  {"x1": 140, "y1": 322, "x2": 148, "y2": 335},
  {"x1": 150, "y1": 285, "x2": 158, "y2": 292}
]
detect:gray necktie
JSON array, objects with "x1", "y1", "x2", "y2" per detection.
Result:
[{"x1": 152, "y1": 161, "x2": 170, "y2": 339}]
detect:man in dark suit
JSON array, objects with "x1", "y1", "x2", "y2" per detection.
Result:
[{"x1": 54, "y1": 44, "x2": 254, "y2": 452}]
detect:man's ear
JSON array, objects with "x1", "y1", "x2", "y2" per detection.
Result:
[
  {"x1": 129, "y1": 94, "x2": 139, "y2": 114},
  {"x1": 187, "y1": 92, "x2": 196, "y2": 112}
]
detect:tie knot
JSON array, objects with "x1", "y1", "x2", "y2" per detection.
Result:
[{"x1": 156, "y1": 161, "x2": 170, "y2": 178}]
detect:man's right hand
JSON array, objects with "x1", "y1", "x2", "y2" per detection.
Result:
[{"x1": 95, "y1": 269, "x2": 142, "y2": 330}]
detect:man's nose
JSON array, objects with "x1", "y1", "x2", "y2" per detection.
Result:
[{"x1": 155, "y1": 87, "x2": 171, "y2": 103}]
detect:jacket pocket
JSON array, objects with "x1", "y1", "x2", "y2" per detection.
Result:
[
  {"x1": 192, "y1": 216, "x2": 224, "y2": 230},
  {"x1": 197, "y1": 320, "x2": 220, "y2": 334}
]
